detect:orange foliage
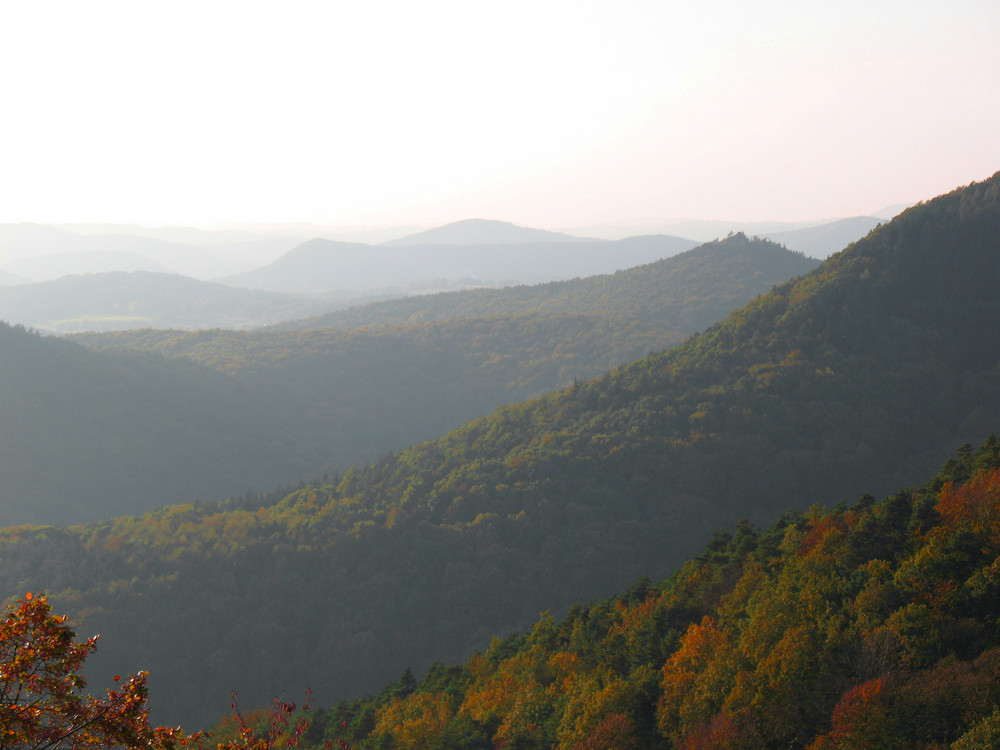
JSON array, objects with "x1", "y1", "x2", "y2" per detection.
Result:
[
  {"x1": 808, "y1": 676, "x2": 890, "y2": 749},
  {"x1": 678, "y1": 712, "x2": 744, "y2": 749},
  {"x1": 658, "y1": 616, "x2": 732, "y2": 740},
  {"x1": 610, "y1": 593, "x2": 661, "y2": 637},
  {"x1": 796, "y1": 516, "x2": 847, "y2": 556},
  {"x1": 0, "y1": 593, "x2": 195, "y2": 750},
  {"x1": 936, "y1": 469, "x2": 1000, "y2": 541},
  {"x1": 460, "y1": 649, "x2": 550, "y2": 746},
  {"x1": 569, "y1": 712, "x2": 636, "y2": 750},
  {"x1": 546, "y1": 651, "x2": 582, "y2": 691}
]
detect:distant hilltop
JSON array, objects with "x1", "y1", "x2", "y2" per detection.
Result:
[{"x1": 378, "y1": 218, "x2": 588, "y2": 246}]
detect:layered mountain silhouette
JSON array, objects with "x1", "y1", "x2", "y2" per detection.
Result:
[
  {"x1": 0, "y1": 269, "x2": 28, "y2": 286},
  {"x1": 272, "y1": 234, "x2": 818, "y2": 331},
  {"x1": 0, "y1": 322, "x2": 343, "y2": 525},
  {"x1": 1, "y1": 236, "x2": 807, "y2": 527},
  {"x1": 0, "y1": 271, "x2": 338, "y2": 332},
  {"x1": 0, "y1": 223, "x2": 252, "y2": 280},
  {"x1": 378, "y1": 218, "x2": 585, "y2": 246},
  {"x1": 219, "y1": 233, "x2": 698, "y2": 293},
  {"x1": 765, "y1": 215, "x2": 885, "y2": 257},
  {"x1": 1, "y1": 172, "x2": 996, "y2": 725}
]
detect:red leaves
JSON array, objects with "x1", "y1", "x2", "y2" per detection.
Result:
[
  {"x1": 796, "y1": 516, "x2": 847, "y2": 556},
  {"x1": 0, "y1": 593, "x2": 195, "y2": 750},
  {"x1": 0, "y1": 593, "x2": 321, "y2": 750},
  {"x1": 224, "y1": 690, "x2": 314, "y2": 750},
  {"x1": 937, "y1": 469, "x2": 1000, "y2": 542}
]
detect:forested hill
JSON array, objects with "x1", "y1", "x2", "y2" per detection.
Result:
[
  {"x1": 0, "y1": 314, "x2": 681, "y2": 527},
  {"x1": 3, "y1": 234, "x2": 808, "y2": 528},
  {"x1": 292, "y1": 438, "x2": 1000, "y2": 749},
  {"x1": 219, "y1": 234, "x2": 698, "y2": 293},
  {"x1": 0, "y1": 322, "x2": 338, "y2": 525},
  {"x1": 270, "y1": 234, "x2": 818, "y2": 331},
  {"x1": 313, "y1": 171, "x2": 1000, "y2": 531},
  {"x1": 0, "y1": 271, "x2": 329, "y2": 332},
  {"x1": 2, "y1": 172, "x2": 999, "y2": 727}
]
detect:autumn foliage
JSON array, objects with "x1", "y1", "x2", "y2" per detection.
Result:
[
  {"x1": 9, "y1": 438, "x2": 1000, "y2": 749},
  {"x1": 0, "y1": 592, "x2": 189, "y2": 750},
  {"x1": 6, "y1": 440, "x2": 1000, "y2": 748},
  {"x1": 0, "y1": 592, "x2": 344, "y2": 750},
  {"x1": 283, "y1": 437, "x2": 1000, "y2": 749}
]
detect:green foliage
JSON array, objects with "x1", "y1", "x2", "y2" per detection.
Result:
[
  {"x1": 953, "y1": 708, "x2": 1000, "y2": 749},
  {"x1": 10, "y1": 234, "x2": 806, "y2": 527},
  {"x1": 0, "y1": 312, "x2": 681, "y2": 527},
  {"x1": 289, "y1": 439, "x2": 1000, "y2": 749}
]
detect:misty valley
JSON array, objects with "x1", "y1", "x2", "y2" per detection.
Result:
[{"x1": 3, "y1": 174, "x2": 1000, "y2": 748}]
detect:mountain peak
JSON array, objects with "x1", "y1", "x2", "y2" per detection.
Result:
[{"x1": 379, "y1": 218, "x2": 586, "y2": 247}]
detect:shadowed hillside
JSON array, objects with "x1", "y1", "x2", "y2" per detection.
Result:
[
  {"x1": 220, "y1": 234, "x2": 698, "y2": 293},
  {"x1": 291, "y1": 437, "x2": 1000, "y2": 749},
  {"x1": 0, "y1": 271, "x2": 331, "y2": 332},
  {"x1": 6, "y1": 236, "x2": 808, "y2": 526},
  {"x1": 273, "y1": 234, "x2": 817, "y2": 331}
]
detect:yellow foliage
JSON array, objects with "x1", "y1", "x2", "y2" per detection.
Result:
[
  {"x1": 373, "y1": 692, "x2": 453, "y2": 750},
  {"x1": 556, "y1": 671, "x2": 632, "y2": 749},
  {"x1": 658, "y1": 616, "x2": 734, "y2": 741}
]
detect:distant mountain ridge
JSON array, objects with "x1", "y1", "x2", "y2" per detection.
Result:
[
  {"x1": 0, "y1": 271, "x2": 339, "y2": 332},
  {"x1": 558, "y1": 216, "x2": 885, "y2": 257},
  {"x1": 272, "y1": 233, "x2": 818, "y2": 331},
  {"x1": 220, "y1": 234, "x2": 699, "y2": 293},
  {"x1": 5, "y1": 249, "x2": 173, "y2": 279},
  {"x1": 2, "y1": 234, "x2": 809, "y2": 527},
  {"x1": 217, "y1": 238, "x2": 394, "y2": 293},
  {"x1": 379, "y1": 218, "x2": 587, "y2": 246},
  {"x1": 765, "y1": 215, "x2": 884, "y2": 257},
  {"x1": 0, "y1": 269, "x2": 29, "y2": 286},
  {"x1": 0, "y1": 223, "x2": 250, "y2": 280},
  {"x1": 0, "y1": 216, "x2": 883, "y2": 295}
]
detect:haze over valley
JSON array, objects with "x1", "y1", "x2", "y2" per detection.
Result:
[
  {"x1": 2, "y1": 1, "x2": 999, "y2": 747},
  {"x1": 0, "y1": 215, "x2": 892, "y2": 333}
]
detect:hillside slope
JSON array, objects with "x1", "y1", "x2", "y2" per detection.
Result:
[
  {"x1": 297, "y1": 437, "x2": 1000, "y2": 749},
  {"x1": 378, "y1": 218, "x2": 584, "y2": 246},
  {"x1": 220, "y1": 234, "x2": 698, "y2": 293},
  {"x1": 2, "y1": 172, "x2": 998, "y2": 727},
  {"x1": 0, "y1": 271, "x2": 331, "y2": 332},
  {"x1": 0, "y1": 323, "x2": 341, "y2": 525},
  {"x1": 273, "y1": 234, "x2": 816, "y2": 331},
  {"x1": 8, "y1": 236, "x2": 806, "y2": 526},
  {"x1": 0, "y1": 314, "x2": 683, "y2": 527}
]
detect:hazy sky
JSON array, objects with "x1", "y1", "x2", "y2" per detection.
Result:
[{"x1": 1, "y1": 0, "x2": 998, "y2": 230}]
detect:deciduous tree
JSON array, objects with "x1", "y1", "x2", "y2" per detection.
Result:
[{"x1": 0, "y1": 592, "x2": 188, "y2": 750}]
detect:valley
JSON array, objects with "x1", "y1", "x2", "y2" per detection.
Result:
[{"x1": 1, "y1": 173, "x2": 998, "y2": 741}]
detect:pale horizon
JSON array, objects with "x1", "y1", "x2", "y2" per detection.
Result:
[{"x1": 1, "y1": 1, "x2": 997, "y2": 230}]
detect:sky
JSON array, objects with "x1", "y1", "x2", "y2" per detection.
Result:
[{"x1": 0, "y1": 0, "x2": 998, "y2": 232}]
